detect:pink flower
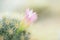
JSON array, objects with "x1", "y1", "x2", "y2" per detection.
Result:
[
  {"x1": 18, "y1": 8, "x2": 38, "y2": 31},
  {"x1": 25, "y1": 8, "x2": 37, "y2": 23}
]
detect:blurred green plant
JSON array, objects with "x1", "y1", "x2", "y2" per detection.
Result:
[
  {"x1": 0, "y1": 17, "x2": 30, "y2": 40},
  {"x1": 0, "y1": 8, "x2": 37, "y2": 40}
]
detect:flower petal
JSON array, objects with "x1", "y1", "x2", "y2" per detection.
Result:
[{"x1": 30, "y1": 12, "x2": 37, "y2": 22}]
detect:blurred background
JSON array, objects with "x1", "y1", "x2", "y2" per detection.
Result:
[{"x1": 0, "y1": 0, "x2": 60, "y2": 40}]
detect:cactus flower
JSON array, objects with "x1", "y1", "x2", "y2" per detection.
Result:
[
  {"x1": 18, "y1": 8, "x2": 38, "y2": 32},
  {"x1": 25, "y1": 8, "x2": 37, "y2": 23}
]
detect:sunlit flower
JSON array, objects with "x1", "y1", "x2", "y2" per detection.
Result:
[
  {"x1": 19, "y1": 8, "x2": 38, "y2": 31},
  {"x1": 22, "y1": 8, "x2": 38, "y2": 27},
  {"x1": 25, "y1": 8, "x2": 37, "y2": 23}
]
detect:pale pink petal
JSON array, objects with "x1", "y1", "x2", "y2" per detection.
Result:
[
  {"x1": 25, "y1": 8, "x2": 30, "y2": 15},
  {"x1": 25, "y1": 8, "x2": 37, "y2": 23},
  {"x1": 30, "y1": 12, "x2": 37, "y2": 22}
]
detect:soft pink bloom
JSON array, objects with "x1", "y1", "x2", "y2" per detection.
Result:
[
  {"x1": 19, "y1": 8, "x2": 38, "y2": 31},
  {"x1": 25, "y1": 8, "x2": 37, "y2": 23}
]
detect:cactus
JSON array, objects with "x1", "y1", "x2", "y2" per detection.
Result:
[
  {"x1": 0, "y1": 8, "x2": 37, "y2": 40},
  {"x1": 0, "y1": 17, "x2": 30, "y2": 40}
]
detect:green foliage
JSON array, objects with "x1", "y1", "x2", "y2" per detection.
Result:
[{"x1": 0, "y1": 17, "x2": 30, "y2": 40}]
